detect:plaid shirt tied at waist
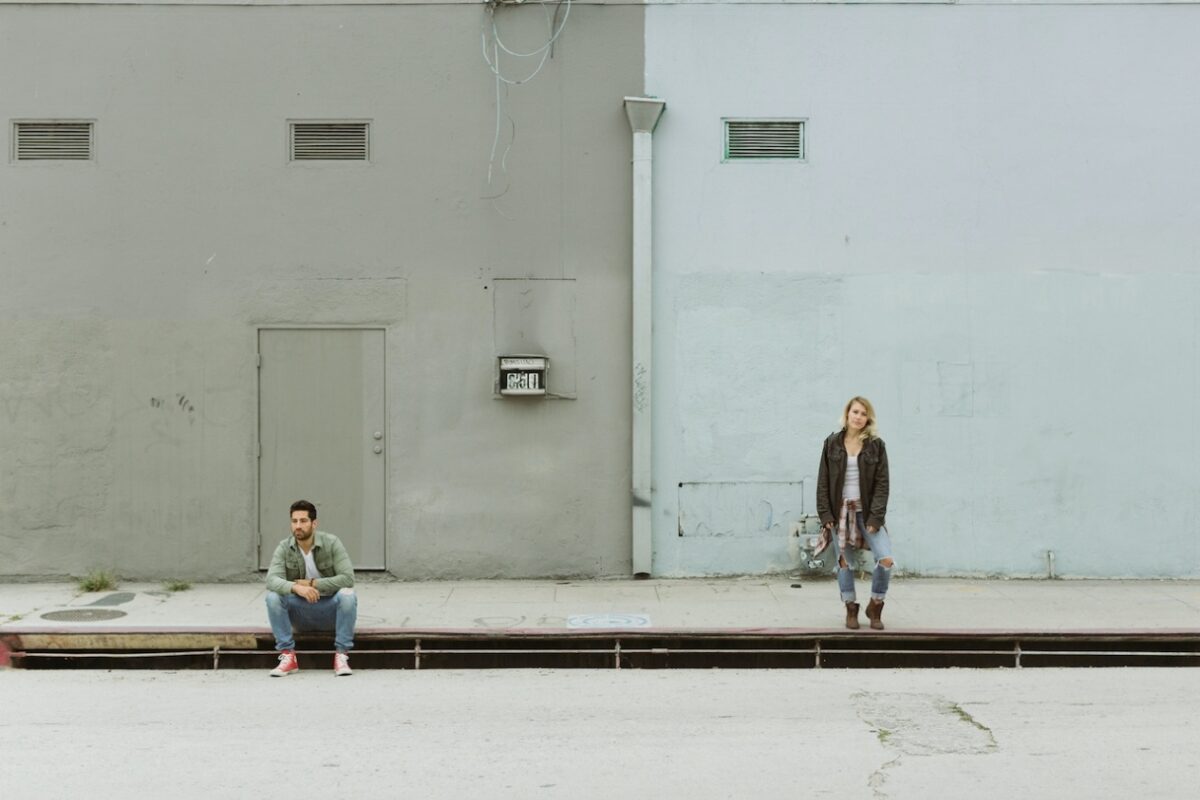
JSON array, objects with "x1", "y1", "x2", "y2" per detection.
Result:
[{"x1": 812, "y1": 498, "x2": 869, "y2": 558}]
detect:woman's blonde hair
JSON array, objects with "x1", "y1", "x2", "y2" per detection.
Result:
[{"x1": 841, "y1": 396, "x2": 879, "y2": 442}]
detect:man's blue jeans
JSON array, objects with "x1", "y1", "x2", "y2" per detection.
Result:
[{"x1": 265, "y1": 588, "x2": 357, "y2": 653}]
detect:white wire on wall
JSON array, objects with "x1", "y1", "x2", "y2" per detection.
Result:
[
  {"x1": 481, "y1": 0, "x2": 573, "y2": 209},
  {"x1": 482, "y1": 0, "x2": 572, "y2": 84}
]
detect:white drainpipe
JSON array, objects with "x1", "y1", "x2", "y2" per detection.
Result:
[{"x1": 624, "y1": 96, "x2": 666, "y2": 578}]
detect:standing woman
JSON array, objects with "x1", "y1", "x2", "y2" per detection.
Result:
[{"x1": 815, "y1": 397, "x2": 893, "y2": 630}]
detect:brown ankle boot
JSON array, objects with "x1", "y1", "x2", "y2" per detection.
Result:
[
  {"x1": 844, "y1": 602, "x2": 861, "y2": 630},
  {"x1": 866, "y1": 598, "x2": 885, "y2": 630}
]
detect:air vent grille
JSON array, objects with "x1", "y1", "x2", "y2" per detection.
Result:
[
  {"x1": 724, "y1": 119, "x2": 804, "y2": 161},
  {"x1": 13, "y1": 121, "x2": 93, "y2": 161},
  {"x1": 290, "y1": 121, "x2": 369, "y2": 161}
]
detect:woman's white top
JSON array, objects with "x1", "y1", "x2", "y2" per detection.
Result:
[{"x1": 843, "y1": 454, "x2": 861, "y2": 502}]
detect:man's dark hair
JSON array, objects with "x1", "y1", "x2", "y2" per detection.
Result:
[{"x1": 290, "y1": 499, "x2": 318, "y2": 521}]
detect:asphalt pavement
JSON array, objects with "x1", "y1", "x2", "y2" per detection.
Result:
[{"x1": 1, "y1": 668, "x2": 1197, "y2": 799}]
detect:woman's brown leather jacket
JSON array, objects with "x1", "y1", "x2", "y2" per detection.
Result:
[{"x1": 816, "y1": 430, "x2": 890, "y2": 531}]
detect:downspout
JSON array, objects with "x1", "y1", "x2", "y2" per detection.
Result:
[{"x1": 624, "y1": 96, "x2": 666, "y2": 578}]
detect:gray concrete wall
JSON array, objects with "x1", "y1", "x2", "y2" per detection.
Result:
[
  {"x1": 647, "y1": 3, "x2": 1200, "y2": 577},
  {"x1": 0, "y1": 2, "x2": 643, "y2": 578}
]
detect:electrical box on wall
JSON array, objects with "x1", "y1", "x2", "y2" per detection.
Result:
[{"x1": 498, "y1": 356, "x2": 548, "y2": 396}]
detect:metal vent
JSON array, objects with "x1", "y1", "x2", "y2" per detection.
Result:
[
  {"x1": 13, "y1": 121, "x2": 94, "y2": 161},
  {"x1": 290, "y1": 121, "x2": 369, "y2": 161},
  {"x1": 724, "y1": 119, "x2": 805, "y2": 161}
]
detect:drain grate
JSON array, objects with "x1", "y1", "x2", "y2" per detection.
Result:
[
  {"x1": 9, "y1": 632, "x2": 1200, "y2": 670},
  {"x1": 40, "y1": 609, "x2": 128, "y2": 622}
]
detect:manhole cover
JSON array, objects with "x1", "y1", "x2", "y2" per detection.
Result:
[{"x1": 40, "y1": 609, "x2": 128, "y2": 622}]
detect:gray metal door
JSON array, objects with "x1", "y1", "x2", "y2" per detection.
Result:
[{"x1": 258, "y1": 329, "x2": 386, "y2": 569}]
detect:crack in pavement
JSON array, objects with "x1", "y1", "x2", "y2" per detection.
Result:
[
  {"x1": 867, "y1": 753, "x2": 903, "y2": 800},
  {"x1": 854, "y1": 691, "x2": 998, "y2": 797}
]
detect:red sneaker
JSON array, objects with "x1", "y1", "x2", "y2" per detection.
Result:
[
  {"x1": 270, "y1": 650, "x2": 299, "y2": 677},
  {"x1": 333, "y1": 652, "x2": 353, "y2": 676}
]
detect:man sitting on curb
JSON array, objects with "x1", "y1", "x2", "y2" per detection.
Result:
[{"x1": 265, "y1": 499, "x2": 357, "y2": 677}]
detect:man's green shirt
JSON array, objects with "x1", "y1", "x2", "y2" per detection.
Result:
[{"x1": 265, "y1": 530, "x2": 355, "y2": 597}]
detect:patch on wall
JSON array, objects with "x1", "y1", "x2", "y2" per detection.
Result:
[
  {"x1": 678, "y1": 481, "x2": 804, "y2": 538},
  {"x1": 493, "y1": 278, "x2": 576, "y2": 397}
]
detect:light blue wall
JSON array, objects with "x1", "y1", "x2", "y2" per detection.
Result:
[{"x1": 647, "y1": 4, "x2": 1200, "y2": 577}]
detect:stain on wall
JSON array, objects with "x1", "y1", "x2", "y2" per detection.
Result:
[{"x1": 678, "y1": 481, "x2": 804, "y2": 538}]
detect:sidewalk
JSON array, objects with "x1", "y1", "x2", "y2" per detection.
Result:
[{"x1": 2, "y1": 576, "x2": 1199, "y2": 638}]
